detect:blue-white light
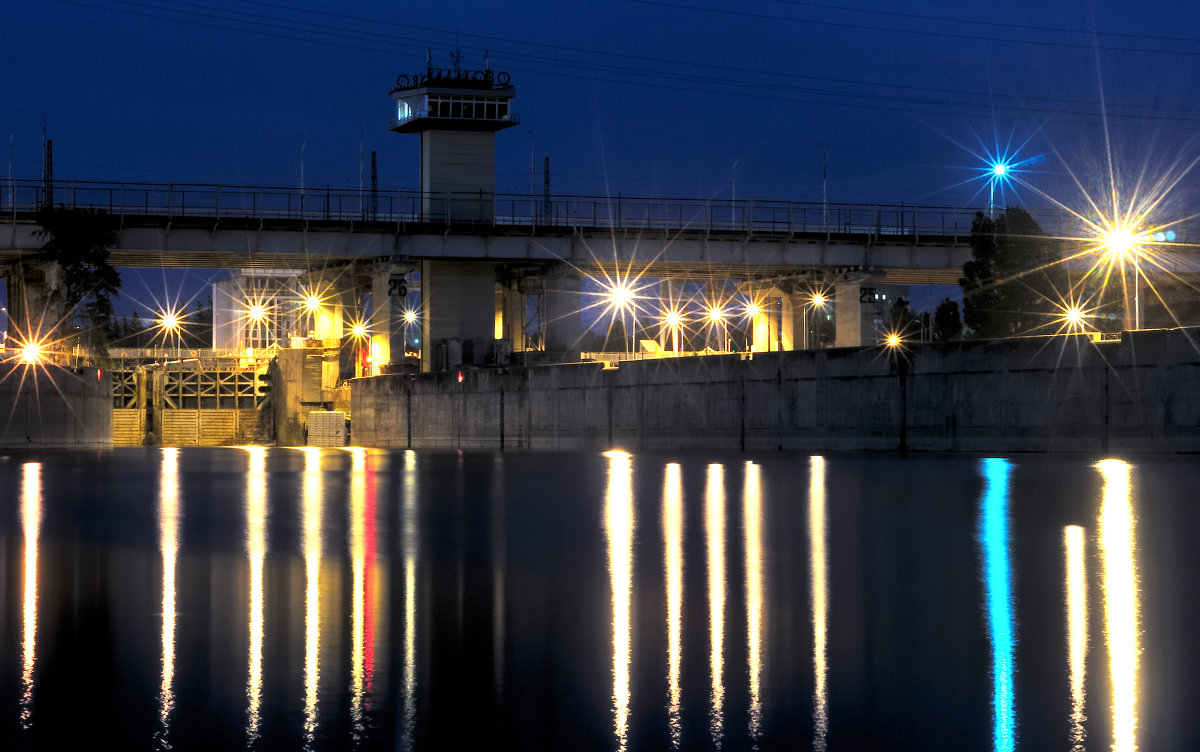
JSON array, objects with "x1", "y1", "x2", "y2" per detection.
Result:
[{"x1": 980, "y1": 457, "x2": 1016, "y2": 752}]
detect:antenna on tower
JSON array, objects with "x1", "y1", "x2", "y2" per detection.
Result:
[
  {"x1": 485, "y1": 50, "x2": 491, "y2": 73},
  {"x1": 451, "y1": 37, "x2": 461, "y2": 74},
  {"x1": 426, "y1": 49, "x2": 432, "y2": 74}
]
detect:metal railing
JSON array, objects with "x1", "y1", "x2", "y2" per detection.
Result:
[{"x1": 3, "y1": 177, "x2": 1195, "y2": 243}]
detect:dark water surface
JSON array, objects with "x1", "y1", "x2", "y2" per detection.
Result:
[{"x1": 2, "y1": 447, "x2": 1199, "y2": 750}]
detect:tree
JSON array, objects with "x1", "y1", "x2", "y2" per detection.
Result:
[
  {"x1": 959, "y1": 207, "x2": 1065, "y2": 338},
  {"x1": 33, "y1": 206, "x2": 122, "y2": 359},
  {"x1": 933, "y1": 298, "x2": 963, "y2": 341},
  {"x1": 887, "y1": 296, "x2": 918, "y2": 335}
]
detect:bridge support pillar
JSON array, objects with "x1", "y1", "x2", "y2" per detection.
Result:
[
  {"x1": 542, "y1": 266, "x2": 583, "y2": 359},
  {"x1": 369, "y1": 270, "x2": 399, "y2": 374},
  {"x1": 420, "y1": 259, "x2": 497, "y2": 372},
  {"x1": 749, "y1": 290, "x2": 786, "y2": 353},
  {"x1": 3, "y1": 261, "x2": 66, "y2": 345},
  {"x1": 834, "y1": 282, "x2": 863, "y2": 347},
  {"x1": 497, "y1": 280, "x2": 525, "y2": 353}
]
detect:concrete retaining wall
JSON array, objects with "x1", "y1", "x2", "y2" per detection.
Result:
[
  {"x1": 350, "y1": 328, "x2": 1200, "y2": 454},
  {"x1": 0, "y1": 363, "x2": 113, "y2": 449}
]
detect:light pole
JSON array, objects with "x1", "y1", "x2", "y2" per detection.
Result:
[
  {"x1": 818, "y1": 143, "x2": 828, "y2": 233},
  {"x1": 1101, "y1": 227, "x2": 1145, "y2": 331},
  {"x1": 526, "y1": 129, "x2": 535, "y2": 226}
]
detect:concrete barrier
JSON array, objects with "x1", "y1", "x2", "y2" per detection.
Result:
[
  {"x1": 0, "y1": 363, "x2": 113, "y2": 448},
  {"x1": 350, "y1": 328, "x2": 1200, "y2": 454}
]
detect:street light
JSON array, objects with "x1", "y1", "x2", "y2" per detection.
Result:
[
  {"x1": 661, "y1": 308, "x2": 686, "y2": 355},
  {"x1": 704, "y1": 304, "x2": 729, "y2": 351},
  {"x1": 1099, "y1": 225, "x2": 1149, "y2": 330}
]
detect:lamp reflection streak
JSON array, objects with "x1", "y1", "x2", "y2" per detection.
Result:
[
  {"x1": 20, "y1": 462, "x2": 41, "y2": 728},
  {"x1": 981, "y1": 457, "x2": 1016, "y2": 752},
  {"x1": 1064, "y1": 525, "x2": 1088, "y2": 752},
  {"x1": 348, "y1": 448, "x2": 367, "y2": 740},
  {"x1": 604, "y1": 450, "x2": 634, "y2": 752},
  {"x1": 302, "y1": 448, "x2": 323, "y2": 750},
  {"x1": 245, "y1": 447, "x2": 267, "y2": 743},
  {"x1": 400, "y1": 450, "x2": 418, "y2": 751},
  {"x1": 809, "y1": 456, "x2": 829, "y2": 752},
  {"x1": 158, "y1": 448, "x2": 181, "y2": 749},
  {"x1": 1097, "y1": 459, "x2": 1140, "y2": 752},
  {"x1": 744, "y1": 461, "x2": 764, "y2": 745},
  {"x1": 663, "y1": 463, "x2": 684, "y2": 748},
  {"x1": 707, "y1": 463, "x2": 726, "y2": 746}
]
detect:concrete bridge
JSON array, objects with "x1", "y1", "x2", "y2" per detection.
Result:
[
  {"x1": 5, "y1": 179, "x2": 1199, "y2": 366},
  {"x1": 3, "y1": 178, "x2": 992, "y2": 281}
]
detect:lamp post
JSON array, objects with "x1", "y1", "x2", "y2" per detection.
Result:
[
  {"x1": 1101, "y1": 228, "x2": 1145, "y2": 331},
  {"x1": 526, "y1": 129, "x2": 535, "y2": 226}
]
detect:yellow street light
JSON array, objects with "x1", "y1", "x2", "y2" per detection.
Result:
[{"x1": 19, "y1": 341, "x2": 44, "y2": 365}]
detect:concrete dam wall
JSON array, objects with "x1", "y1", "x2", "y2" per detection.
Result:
[
  {"x1": 350, "y1": 328, "x2": 1200, "y2": 454},
  {"x1": 0, "y1": 363, "x2": 113, "y2": 449}
]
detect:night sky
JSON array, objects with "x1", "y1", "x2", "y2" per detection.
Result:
[{"x1": 4, "y1": 0, "x2": 1200, "y2": 315}]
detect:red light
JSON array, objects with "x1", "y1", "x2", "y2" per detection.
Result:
[
  {"x1": 457, "y1": 370, "x2": 464, "y2": 383},
  {"x1": 96, "y1": 368, "x2": 102, "y2": 381}
]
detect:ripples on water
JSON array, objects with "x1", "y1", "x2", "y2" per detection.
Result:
[{"x1": 2, "y1": 448, "x2": 1199, "y2": 750}]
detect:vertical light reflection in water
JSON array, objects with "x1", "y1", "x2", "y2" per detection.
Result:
[
  {"x1": 399, "y1": 450, "x2": 418, "y2": 752},
  {"x1": 980, "y1": 457, "x2": 1016, "y2": 752},
  {"x1": 20, "y1": 462, "x2": 41, "y2": 729},
  {"x1": 603, "y1": 450, "x2": 634, "y2": 752},
  {"x1": 809, "y1": 455, "x2": 829, "y2": 752},
  {"x1": 1097, "y1": 459, "x2": 1140, "y2": 752},
  {"x1": 157, "y1": 448, "x2": 181, "y2": 749},
  {"x1": 743, "y1": 461, "x2": 763, "y2": 747},
  {"x1": 663, "y1": 463, "x2": 684, "y2": 748},
  {"x1": 706, "y1": 462, "x2": 726, "y2": 747},
  {"x1": 1064, "y1": 525, "x2": 1088, "y2": 752},
  {"x1": 301, "y1": 447, "x2": 323, "y2": 750},
  {"x1": 346, "y1": 448, "x2": 367, "y2": 740},
  {"x1": 244, "y1": 446, "x2": 268, "y2": 744}
]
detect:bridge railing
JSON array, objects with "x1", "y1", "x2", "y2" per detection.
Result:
[{"x1": 3, "y1": 178, "x2": 1194, "y2": 243}]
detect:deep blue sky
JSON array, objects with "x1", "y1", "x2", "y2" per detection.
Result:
[{"x1": 5, "y1": 0, "x2": 1200, "y2": 316}]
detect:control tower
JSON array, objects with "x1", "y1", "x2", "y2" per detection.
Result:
[{"x1": 389, "y1": 57, "x2": 519, "y2": 222}]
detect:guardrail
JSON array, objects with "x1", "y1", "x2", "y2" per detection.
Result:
[{"x1": 2, "y1": 178, "x2": 1195, "y2": 243}]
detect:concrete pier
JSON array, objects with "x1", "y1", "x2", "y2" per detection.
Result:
[
  {"x1": 351, "y1": 328, "x2": 1200, "y2": 454},
  {"x1": 0, "y1": 363, "x2": 112, "y2": 449}
]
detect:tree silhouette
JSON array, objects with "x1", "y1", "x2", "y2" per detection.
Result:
[
  {"x1": 33, "y1": 205, "x2": 122, "y2": 359},
  {"x1": 959, "y1": 207, "x2": 1065, "y2": 338}
]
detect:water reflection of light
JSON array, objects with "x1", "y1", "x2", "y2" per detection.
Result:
[
  {"x1": 706, "y1": 462, "x2": 726, "y2": 746},
  {"x1": 347, "y1": 447, "x2": 368, "y2": 740},
  {"x1": 1064, "y1": 525, "x2": 1088, "y2": 752},
  {"x1": 158, "y1": 448, "x2": 181, "y2": 748},
  {"x1": 744, "y1": 461, "x2": 764, "y2": 744},
  {"x1": 809, "y1": 455, "x2": 829, "y2": 752},
  {"x1": 663, "y1": 462, "x2": 684, "y2": 748},
  {"x1": 20, "y1": 462, "x2": 41, "y2": 728},
  {"x1": 604, "y1": 450, "x2": 635, "y2": 752},
  {"x1": 244, "y1": 446, "x2": 267, "y2": 743},
  {"x1": 980, "y1": 457, "x2": 1016, "y2": 752},
  {"x1": 302, "y1": 447, "x2": 323, "y2": 750},
  {"x1": 400, "y1": 449, "x2": 418, "y2": 751},
  {"x1": 1097, "y1": 459, "x2": 1140, "y2": 752}
]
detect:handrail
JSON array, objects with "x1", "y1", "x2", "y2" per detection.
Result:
[{"x1": 1, "y1": 177, "x2": 1194, "y2": 243}]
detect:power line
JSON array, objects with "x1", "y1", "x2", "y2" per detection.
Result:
[{"x1": 53, "y1": 0, "x2": 1200, "y2": 128}]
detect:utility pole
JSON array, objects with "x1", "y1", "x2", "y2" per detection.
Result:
[
  {"x1": 526, "y1": 129, "x2": 535, "y2": 226},
  {"x1": 819, "y1": 142, "x2": 827, "y2": 233},
  {"x1": 543, "y1": 156, "x2": 550, "y2": 220},
  {"x1": 370, "y1": 151, "x2": 378, "y2": 221}
]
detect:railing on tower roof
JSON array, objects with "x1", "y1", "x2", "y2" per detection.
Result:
[{"x1": 3, "y1": 178, "x2": 1192, "y2": 244}]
